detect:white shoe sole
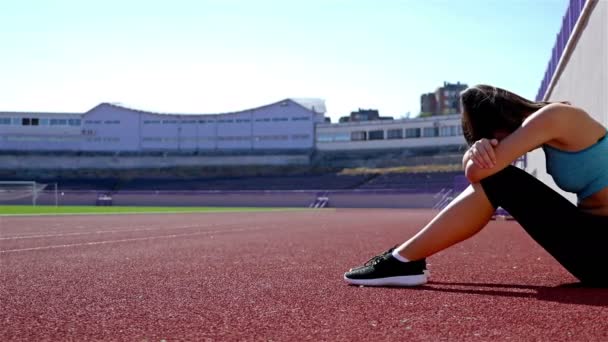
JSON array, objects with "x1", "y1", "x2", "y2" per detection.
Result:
[
  {"x1": 343, "y1": 273, "x2": 427, "y2": 287},
  {"x1": 349, "y1": 269, "x2": 431, "y2": 278}
]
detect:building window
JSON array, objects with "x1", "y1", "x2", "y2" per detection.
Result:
[
  {"x1": 405, "y1": 128, "x2": 421, "y2": 138},
  {"x1": 291, "y1": 134, "x2": 310, "y2": 140},
  {"x1": 217, "y1": 136, "x2": 252, "y2": 141},
  {"x1": 351, "y1": 131, "x2": 367, "y2": 141},
  {"x1": 368, "y1": 130, "x2": 384, "y2": 140},
  {"x1": 387, "y1": 129, "x2": 403, "y2": 139},
  {"x1": 50, "y1": 119, "x2": 67, "y2": 126},
  {"x1": 423, "y1": 127, "x2": 439, "y2": 137},
  {"x1": 69, "y1": 119, "x2": 82, "y2": 126},
  {"x1": 31, "y1": 118, "x2": 39, "y2": 126},
  {"x1": 316, "y1": 133, "x2": 333, "y2": 142},
  {"x1": 0, "y1": 118, "x2": 11, "y2": 125},
  {"x1": 334, "y1": 132, "x2": 350, "y2": 141},
  {"x1": 254, "y1": 135, "x2": 289, "y2": 141},
  {"x1": 439, "y1": 126, "x2": 450, "y2": 137},
  {"x1": 22, "y1": 118, "x2": 31, "y2": 126},
  {"x1": 198, "y1": 136, "x2": 216, "y2": 141},
  {"x1": 142, "y1": 137, "x2": 163, "y2": 142}
]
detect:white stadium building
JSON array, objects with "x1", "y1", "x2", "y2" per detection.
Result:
[
  {"x1": 0, "y1": 99, "x2": 466, "y2": 154},
  {"x1": 0, "y1": 99, "x2": 326, "y2": 152}
]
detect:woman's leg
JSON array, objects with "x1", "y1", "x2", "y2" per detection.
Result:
[
  {"x1": 344, "y1": 181, "x2": 497, "y2": 286},
  {"x1": 478, "y1": 165, "x2": 608, "y2": 285},
  {"x1": 347, "y1": 165, "x2": 607, "y2": 286},
  {"x1": 395, "y1": 165, "x2": 607, "y2": 284},
  {"x1": 394, "y1": 182, "x2": 496, "y2": 260}
]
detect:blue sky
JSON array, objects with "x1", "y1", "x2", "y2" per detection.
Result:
[{"x1": 0, "y1": 0, "x2": 568, "y2": 121}]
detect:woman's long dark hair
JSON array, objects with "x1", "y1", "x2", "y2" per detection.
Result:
[{"x1": 460, "y1": 85, "x2": 553, "y2": 145}]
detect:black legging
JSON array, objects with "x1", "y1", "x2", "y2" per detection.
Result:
[{"x1": 480, "y1": 165, "x2": 608, "y2": 285}]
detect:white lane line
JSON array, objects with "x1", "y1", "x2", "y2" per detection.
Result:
[
  {"x1": 0, "y1": 222, "x2": 249, "y2": 240},
  {"x1": 0, "y1": 226, "x2": 264, "y2": 254},
  {"x1": 0, "y1": 209, "x2": 305, "y2": 217}
]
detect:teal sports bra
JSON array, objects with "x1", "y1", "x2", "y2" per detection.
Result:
[{"x1": 543, "y1": 130, "x2": 608, "y2": 202}]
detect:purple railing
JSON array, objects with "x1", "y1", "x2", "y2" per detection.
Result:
[{"x1": 536, "y1": 0, "x2": 588, "y2": 101}]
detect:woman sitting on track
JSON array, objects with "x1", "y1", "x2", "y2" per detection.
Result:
[{"x1": 344, "y1": 85, "x2": 608, "y2": 287}]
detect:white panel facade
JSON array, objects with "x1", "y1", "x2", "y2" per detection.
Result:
[
  {"x1": 252, "y1": 101, "x2": 315, "y2": 149},
  {"x1": 0, "y1": 112, "x2": 82, "y2": 151},
  {"x1": 140, "y1": 113, "x2": 180, "y2": 151},
  {"x1": 82, "y1": 104, "x2": 140, "y2": 151},
  {"x1": 217, "y1": 112, "x2": 254, "y2": 150},
  {"x1": 197, "y1": 117, "x2": 217, "y2": 150},
  {"x1": 0, "y1": 98, "x2": 322, "y2": 153},
  {"x1": 527, "y1": 0, "x2": 607, "y2": 203},
  {"x1": 178, "y1": 116, "x2": 199, "y2": 151}
]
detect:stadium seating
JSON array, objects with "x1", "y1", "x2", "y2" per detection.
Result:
[
  {"x1": 3, "y1": 171, "x2": 465, "y2": 193},
  {"x1": 358, "y1": 171, "x2": 463, "y2": 193},
  {"x1": 117, "y1": 174, "x2": 374, "y2": 191}
]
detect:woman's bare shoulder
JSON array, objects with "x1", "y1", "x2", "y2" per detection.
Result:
[{"x1": 525, "y1": 102, "x2": 589, "y2": 127}]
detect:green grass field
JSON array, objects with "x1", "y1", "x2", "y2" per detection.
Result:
[{"x1": 0, "y1": 205, "x2": 306, "y2": 216}]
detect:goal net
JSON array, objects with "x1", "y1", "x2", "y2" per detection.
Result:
[{"x1": 0, "y1": 181, "x2": 53, "y2": 206}]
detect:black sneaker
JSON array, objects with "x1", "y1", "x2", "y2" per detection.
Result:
[
  {"x1": 347, "y1": 246, "x2": 430, "y2": 276},
  {"x1": 344, "y1": 247, "x2": 427, "y2": 286}
]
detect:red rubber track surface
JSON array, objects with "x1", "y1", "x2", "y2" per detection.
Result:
[{"x1": 1, "y1": 209, "x2": 606, "y2": 341}]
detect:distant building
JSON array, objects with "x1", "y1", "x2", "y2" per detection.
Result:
[
  {"x1": 437, "y1": 82, "x2": 467, "y2": 115},
  {"x1": 420, "y1": 81, "x2": 468, "y2": 116},
  {"x1": 339, "y1": 109, "x2": 393, "y2": 123},
  {"x1": 317, "y1": 114, "x2": 465, "y2": 151},
  {"x1": 420, "y1": 93, "x2": 437, "y2": 115}
]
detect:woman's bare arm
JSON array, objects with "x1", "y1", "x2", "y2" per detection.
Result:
[{"x1": 465, "y1": 103, "x2": 570, "y2": 183}]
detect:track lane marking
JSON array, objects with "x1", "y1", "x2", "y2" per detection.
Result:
[
  {"x1": 0, "y1": 226, "x2": 266, "y2": 254},
  {"x1": 0, "y1": 221, "x2": 252, "y2": 240}
]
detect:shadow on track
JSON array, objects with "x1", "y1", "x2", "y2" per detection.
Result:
[{"x1": 411, "y1": 281, "x2": 608, "y2": 307}]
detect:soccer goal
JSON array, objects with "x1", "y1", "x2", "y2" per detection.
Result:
[{"x1": 0, "y1": 181, "x2": 58, "y2": 206}]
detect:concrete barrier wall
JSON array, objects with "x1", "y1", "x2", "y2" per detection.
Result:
[
  {"x1": 9, "y1": 189, "x2": 443, "y2": 209},
  {"x1": 0, "y1": 154, "x2": 310, "y2": 170}
]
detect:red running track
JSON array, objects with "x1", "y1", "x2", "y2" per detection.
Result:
[{"x1": 1, "y1": 209, "x2": 606, "y2": 341}]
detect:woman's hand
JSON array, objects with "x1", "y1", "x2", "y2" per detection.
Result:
[{"x1": 469, "y1": 138, "x2": 499, "y2": 168}]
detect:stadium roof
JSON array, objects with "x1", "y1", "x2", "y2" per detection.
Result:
[
  {"x1": 289, "y1": 98, "x2": 326, "y2": 114},
  {"x1": 0, "y1": 98, "x2": 327, "y2": 117},
  {"x1": 90, "y1": 98, "x2": 326, "y2": 116}
]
